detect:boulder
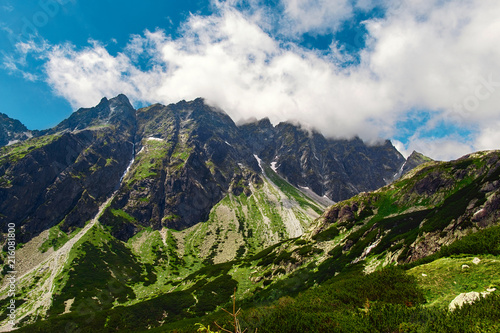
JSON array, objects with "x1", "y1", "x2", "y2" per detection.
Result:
[{"x1": 449, "y1": 292, "x2": 480, "y2": 311}]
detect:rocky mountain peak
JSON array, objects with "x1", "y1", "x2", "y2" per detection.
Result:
[
  {"x1": 45, "y1": 94, "x2": 136, "y2": 135},
  {"x1": 240, "y1": 116, "x2": 406, "y2": 201},
  {"x1": 0, "y1": 112, "x2": 33, "y2": 147},
  {"x1": 1, "y1": 94, "x2": 423, "y2": 243},
  {"x1": 400, "y1": 150, "x2": 433, "y2": 176}
]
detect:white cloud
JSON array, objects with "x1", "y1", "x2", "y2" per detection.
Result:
[
  {"x1": 280, "y1": 0, "x2": 354, "y2": 35},
  {"x1": 41, "y1": 6, "x2": 400, "y2": 141},
  {"x1": 475, "y1": 122, "x2": 500, "y2": 151},
  {"x1": 45, "y1": 41, "x2": 139, "y2": 107},
  {"x1": 393, "y1": 135, "x2": 476, "y2": 161},
  {"x1": 364, "y1": 0, "x2": 500, "y2": 118},
  {"x1": 1, "y1": 40, "x2": 48, "y2": 81},
  {"x1": 9, "y1": 0, "x2": 500, "y2": 160}
]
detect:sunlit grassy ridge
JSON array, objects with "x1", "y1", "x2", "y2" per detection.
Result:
[
  {"x1": 0, "y1": 134, "x2": 61, "y2": 163},
  {"x1": 409, "y1": 255, "x2": 500, "y2": 308}
]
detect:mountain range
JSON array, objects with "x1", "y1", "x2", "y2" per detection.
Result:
[{"x1": 0, "y1": 95, "x2": 499, "y2": 332}]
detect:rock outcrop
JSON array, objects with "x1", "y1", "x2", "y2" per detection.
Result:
[{"x1": 0, "y1": 112, "x2": 35, "y2": 147}]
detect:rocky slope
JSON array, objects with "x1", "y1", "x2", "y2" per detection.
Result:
[
  {"x1": 239, "y1": 118, "x2": 406, "y2": 201},
  {"x1": 261, "y1": 149, "x2": 500, "y2": 281},
  {"x1": 100, "y1": 99, "x2": 263, "y2": 239},
  {"x1": 0, "y1": 113, "x2": 35, "y2": 147},
  {"x1": 3, "y1": 149, "x2": 499, "y2": 332},
  {"x1": 0, "y1": 95, "x2": 136, "y2": 243}
]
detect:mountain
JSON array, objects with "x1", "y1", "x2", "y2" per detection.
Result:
[
  {"x1": 399, "y1": 150, "x2": 433, "y2": 176},
  {"x1": 239, "y1": 118, "x2": 406, "y2": 202},
  {"x1": 0, "y1": 113, "x2": 35, "y2": 147},
  {"x1": 2, "y1": 94, "x2": 497, "y2": 332},
  {"x1": 0, "y1": 95, "x2": 136, "y2": 243},
  {"x1": 0, "y1": 95, "x2": 406, "y2": 246},
  {"x1": 4, "y1": 146, "x2": 499, "y2": 332}
]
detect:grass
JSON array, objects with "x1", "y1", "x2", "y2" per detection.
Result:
[
  {"x1": 127, "y1": 139, "x2": 171, "y2": 184},
  {"x1": 170, "y1": 146, "x2": 193, "y2": 170},
  {"x1": 408, "y1": 255, "x2": 500, "y2": 308},
  {"x1": 0, "y1": 134, "x2": 61, "y2": 164},
  {"x1": 110, "y1": 208, "x2": 136, "y2": 222},
  {"x1": 38, "y1": 224, "x2": 82, "y2": 253},
  {"x1": 48, "y1": 224, "x2": 157, "y2": 316},
  {"x1": 263, "y1": 165, "x2": 323, "y2": 215}
]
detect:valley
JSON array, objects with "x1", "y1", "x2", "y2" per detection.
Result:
[{"x1": 0, "y1": 95, "x2": 499, "y2": 332}]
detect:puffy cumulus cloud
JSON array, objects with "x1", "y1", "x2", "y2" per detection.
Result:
[
  {"x1": 475, "y1": 122, "x2": 500, "y2": 151},
  {"x1": 279, "y1": 0, "x2": 354, "y2": 35},
  {"x1": 364, "y1": 0, "x2": 500, "y2": 117},
  {"x1": 362, "y1": 0, "x2": 500, "y2": 159},
  {"x1": 393, "y1": 136, "x2": 475, "y2": 161},
  {"x1": 21, "y1": 0, "x2": 500, "y2": 160},
  {"x1": 45, "y1": 41, "x2": 137, "y2": 107},
  {"x1": 41, "y1": 6, "x2": 399, "y2": 141}
]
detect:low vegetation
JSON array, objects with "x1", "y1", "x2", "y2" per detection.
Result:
[{"x1": 8, "y1": 151, "x2": 500, "y2": 332}]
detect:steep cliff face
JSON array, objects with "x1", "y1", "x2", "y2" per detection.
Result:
[
  {"x1": 0, "y1": 95, "x2": 136, "y2": 243},
  {"x1": 239, "y1": 119, "x2": 406, "y2": 202},
  {"x1": 99, "y1": 99, "x2": 263, "y2": 240}
]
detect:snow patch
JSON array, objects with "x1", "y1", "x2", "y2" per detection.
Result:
[
  {"x1": 253, "y1": 154, "x2": 264, "y2": 173},
  {"x1": 120, "y1": 143, "x2": 136, "y2": 183},
  {"x1": 7, "y1": 140, "x2": 19, "y2": 146},
  {"x1": 393, "y1": 160, "x2": 407, "y2": 180},
  {"x1": 147, "y1": 137, "x2": 164, "y2": 141},
  {"x1": 270, "y1": 161, "x2": 278, "y2": 172},
  {"x1": 352, "y1": 237, "x2": 382, "y2": 264}
]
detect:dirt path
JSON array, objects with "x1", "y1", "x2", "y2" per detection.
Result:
[
  {"x1": 0, "y1": 156, "x2": 135, "y2": 332},
  {"x1": 0, "y1": 195, "x2": 115, "y2": 332}
]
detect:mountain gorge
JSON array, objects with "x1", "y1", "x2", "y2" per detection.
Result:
[{"x1": 0, "y1": 95, "x2": 499, "y2": 332}]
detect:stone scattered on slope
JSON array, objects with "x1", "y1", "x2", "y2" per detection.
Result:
[
  {"x1": 449, "y1": 288, "x2": 496, "y2": 311},
  {"x1": 449, "y1": 292, "x2": 481, "y2": 311}
]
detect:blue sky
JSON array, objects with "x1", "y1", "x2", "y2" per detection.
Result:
[{"x1": 1, "y1": 0, "x2": 500, "y2": 160}]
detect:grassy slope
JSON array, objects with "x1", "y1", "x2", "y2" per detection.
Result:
[
  {"x1": 8, "y1": 151, "x2": 500, "y2": 332},
  {"x1": 3, "y1": 162, "x2": 325, "y2": 329},
  {"x1": 409, "y1": 255, "x2": 500, "y2": 308}
]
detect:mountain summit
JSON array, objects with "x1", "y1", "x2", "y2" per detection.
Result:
[{"x1": 1, "y1": 95, "x2": 411, "y2": 244}]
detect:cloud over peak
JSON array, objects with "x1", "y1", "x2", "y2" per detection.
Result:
[{"x1": 8, "y1": 0, "x2": 500, "y2": 160}]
